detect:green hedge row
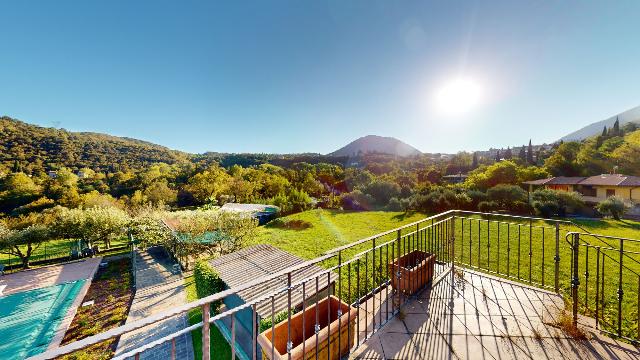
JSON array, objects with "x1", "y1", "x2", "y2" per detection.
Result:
[{"x1": 194, "y1": 260, "x2": 225, "y2": 313}]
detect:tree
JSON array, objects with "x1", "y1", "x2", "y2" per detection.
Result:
[
  {"x1": 596, "y1": 196, "x2": 626, "y2": 220},
  {"x1": 527, "y1": 140, "x2": 534, "y2": 164},
  {"x1": 504, "y1": 147, "x2": 513, "y2": 159},
  {"x1": 495, "y1": 150, "x2": 501, "y2": 162},
  {"x1": 472, "y1": 152, "x2": 479, "y2": 169},
  {"x1": 601, "y1": 126, "x2": 608, "y2": 137},
  {"x1": 483, "y1": 184, "x2": 530, "y2": 213},
  {"x1": 143, "y1": 180, "x2": 178, "y2": 206},
  {"x1": 363, "y1": 179, "x2": 401, "y2": 207},
  {"x1": 611, "y1": 117, "x2": 620, "y2": 136},
  {"x1": 518, "y1": 146, "x2": 526, "y2": 161},
  {"x1": 0, "y1": 172, "x2": 42, "y2": 212},
  {"x1": 165, "y1": 210, "x2": 258, "y2": 268},
  {"x1": 530, "y1": 189, "x2": 584, "y2": 217},
  {"x1": 53, "y1": 207, "x2": 129, "y2": 249},
  {"x1": 0, "y1": 216, "x2": 50, "y2": 269},
  {"x1": 544, "y1": 142, "x2": 581, "y2": 176},
  {"x1": 185, "y1": 165, "x2": 231, "y2": 204}
]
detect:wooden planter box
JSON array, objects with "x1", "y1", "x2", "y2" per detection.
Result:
[
  {"x1": 388, "y1": 250, "x2": 436, "y2": 295},
  {"x1": 257, "y1": 295, "x2": 358, "y2": 360}
]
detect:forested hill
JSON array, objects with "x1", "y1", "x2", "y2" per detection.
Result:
[{"x1": 0, "y1": 116, "x2": 190, "y2": 173}]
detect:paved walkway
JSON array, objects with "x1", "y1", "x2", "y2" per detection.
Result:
[
  {"x1": 352, "y1": 268, "x2": 640, "y2": 359},
  {"x1": 115, "y1": 247, "x2": 194, "y2": 360}
]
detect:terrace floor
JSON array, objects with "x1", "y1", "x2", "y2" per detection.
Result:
[{"x1": 352, "y1": 267, "x2": 640, "y2": 360}]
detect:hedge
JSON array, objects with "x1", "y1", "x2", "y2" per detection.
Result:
[{"x1": 194, "y1": 260, "x2": 225, "y2": 313}]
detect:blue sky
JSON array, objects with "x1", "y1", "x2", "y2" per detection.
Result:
[{"x1": 1, "y1": 1, "x2": 639, "y2": 154}]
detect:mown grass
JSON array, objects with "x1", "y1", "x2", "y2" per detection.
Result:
[
  {"x1": 251, "y1": 209, "x2": 640, "y2": 340},
  {"x1": 0, "y1": 237, "x2": 129, "y2": 269},
  {"x1": 184, "y1": 274, "x2": 232, "y2": 360}
]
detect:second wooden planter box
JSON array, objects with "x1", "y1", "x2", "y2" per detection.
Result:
[
  {"x1": 257, "y1": 295, "x2": 358, "y2": 360},
  {"x1": 388, "y1": 250, "x2": 436, "y2": 295}
]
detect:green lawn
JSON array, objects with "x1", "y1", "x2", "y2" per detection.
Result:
[
  {"x1": 184, "y1": 274, "x2": 232, "y2": 360},
  {"x1": 251, "y1": 209, "x2": 429, "y2": 259},
  {"x1": 0, "y1": 237, "x2": 129, "y2": 270},
  {"x1": 250, "y1": 209, "x2": 640, "y2": 340}
]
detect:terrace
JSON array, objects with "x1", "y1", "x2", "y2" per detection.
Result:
[{"x1": 28, "y1": 210, "x2": 640, "y2": 360}]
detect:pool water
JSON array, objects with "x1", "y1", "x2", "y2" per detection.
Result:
[{"x1": 0, "y1": 280, "x2": 86, "y2": 359}]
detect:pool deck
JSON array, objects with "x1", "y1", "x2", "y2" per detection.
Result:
[
  {"x1": 351, "y1": 268, "x2": 640, "y2": 359},
  {"x1": 0, "y1": 257, "x2": 102, "y2": 296}
]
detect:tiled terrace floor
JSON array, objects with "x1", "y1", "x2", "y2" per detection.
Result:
[{"x1": 352, "y1": 267, "x2": 640, "y2": 359}]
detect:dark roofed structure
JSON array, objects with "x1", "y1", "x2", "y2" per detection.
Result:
[{"x1": 209, "y1": 244, "x2": 337, "y2": 319}]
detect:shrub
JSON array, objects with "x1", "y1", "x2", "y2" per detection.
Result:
[
  {"x1": 259, "y1": 310, "x2": 294, "y2": 332},
  {"x1": 341, "y1": 190, "x2": 375, "y2": 210},
  {"x1": 485, "y1": 184, "x2": 530, "y2": 213},
  {"x1": 386, "y1": 197, "x2": 404, "y2": 211},
  {"x1": 267, "y1": 218, "x2": 312, "y2": 230},
  {"x1": 408, "y1": 187, "x2": 471, "y2": 213},
  {"x1": 363, "y1": 180, "x2": 401, "y2": 207},
  {"x1": 596, "y1": 196, "x2": 626, "y2": 220},
  {"x1": 194, "y1": 260, "x2": 225, "y2": 313},
  {"x1": 531, "y1": 189, "x2": 584, "y2": 217}
]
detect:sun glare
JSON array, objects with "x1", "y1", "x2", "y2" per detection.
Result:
[{"x1": 435, "y1": 77, "x2": 484, "y2": 116}]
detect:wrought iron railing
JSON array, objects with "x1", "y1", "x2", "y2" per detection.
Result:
[
  {"x1": 567, "y1": 232, "x2": 640, "y2": 343},
  {"x1": 27, "y1": 210, "x2": 640, "y2": 360}
]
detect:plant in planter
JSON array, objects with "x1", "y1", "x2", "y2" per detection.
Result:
[
  {"x1": 388, "y1": 250, "x2": 436, "y2": 295},
  {"x1": 257, "y1": 295, "x2": 358, "y2": 360}
]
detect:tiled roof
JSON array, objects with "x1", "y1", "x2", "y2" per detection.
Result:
[
  {"x1": 209, "y1": 244, "x2": 337, "y2": 319},
  {"x1": 523, "y1": 174, "x2": 640, "y2": 187},
  {"x1": 581, "y1": 174, "x2": 640, "y2": 186}
]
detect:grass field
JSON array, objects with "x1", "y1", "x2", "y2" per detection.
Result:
[
  {"x1": 250, "y1": 209, "x2": 640, "y2": 340},
  {"x1": 184, "y1": 274, "x2": 232, "y2": 360},
  {"x1": 0, "y1": 237, "x2": 129, "y2": 270}
]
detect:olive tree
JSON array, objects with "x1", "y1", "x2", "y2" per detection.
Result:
[
  {"x1": 164, "y1": 209, "x2": 258, "y2": 269},
  {"x1": 596, "y1": 196, "x2": 626, "y2": 220},
  {"x1": 0, "y1": 218, "x2": 50, "y2": 269},
  {"x1": 53, "y1": 207, "x2": 130, "y2": 249}
]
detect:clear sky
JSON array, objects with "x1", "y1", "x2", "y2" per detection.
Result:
[{"x1": 1, "y1": 1, "x2": 639, "y2": 154}]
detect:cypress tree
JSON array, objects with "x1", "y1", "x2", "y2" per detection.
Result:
[
  {"x1": 495, "y1": 149, "x2": 501, "y2": 162},
  {"x1": 613, "y1": 117, "x2": 620, "y2": 136},
  {"x1": 527, "y1": 139, "x2": 534, "y2": 164},
  {"x1": 518, "y1": 146, "x2": 526, "y2": 160},
  {"x1": 601, "y1": 126, "x2": 608, "y2": 137},
  {"x1": 504, "y1": 147, "x2": 512, "y2": 159},
  {"x1": 472, "y1": 152, "x2": 479, "y2": 168}
]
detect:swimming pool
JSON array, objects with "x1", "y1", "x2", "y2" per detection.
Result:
[{"x1": 0, "y1": 280, "x2": 86, "y2": 359}]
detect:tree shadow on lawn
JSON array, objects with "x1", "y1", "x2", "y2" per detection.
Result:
[{"x1": 574, "y1": 218, "x2": 640, "y2": 232}]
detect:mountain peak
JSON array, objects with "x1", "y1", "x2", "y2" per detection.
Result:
[{"x1": 328, "y1": 135, "x2": 421, "y2": 157}]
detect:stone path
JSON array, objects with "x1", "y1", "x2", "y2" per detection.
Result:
[
  {"x1": 352, "y1": 268, "x2": 640, "y2": 359},
  {"x1": 115, "y1": 247, "x2": 194, "y2": 360}
]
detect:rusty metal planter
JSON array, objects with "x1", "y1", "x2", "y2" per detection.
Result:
[
  {"x1": 257, "y1": 295, "x2": 357, "y2": 360},
  {"x1": 389, "y1": 250, "x2": 436, "y2": 295}
]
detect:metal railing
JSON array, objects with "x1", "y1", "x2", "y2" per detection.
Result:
[
  {"x1": 568, "y1": 232, "x2": 640, "y2": 343},
  {"x1": 27, "y1": 210, "x2": 640, "y2": 359}
]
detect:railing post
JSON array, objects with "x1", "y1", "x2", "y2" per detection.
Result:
[
  {"x1": 554, "y1": 223, "x2": 560, "y2": 293},
  {"x1": 571, "y1": 233, "x2": 580, "y2": 327},
  {"x1": 618, "y1": 237, "x2": 624, "y2": 337},
  {"x1": 202, "y1": 303, "x2": 210, "y2": 360},
  {"x1": 451, "y1": 216, "x2": 455, "y2": 269},
  {"x1": 396, "y1": 229, "x2": 402, "y2": 307},
  {"x1": 287, "y1": 272, "x2": 292, "y2": 359}
]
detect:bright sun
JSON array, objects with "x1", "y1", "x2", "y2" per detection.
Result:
[{"x1": 435, "y1": 77, "x2": 484, "y2": 116}]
